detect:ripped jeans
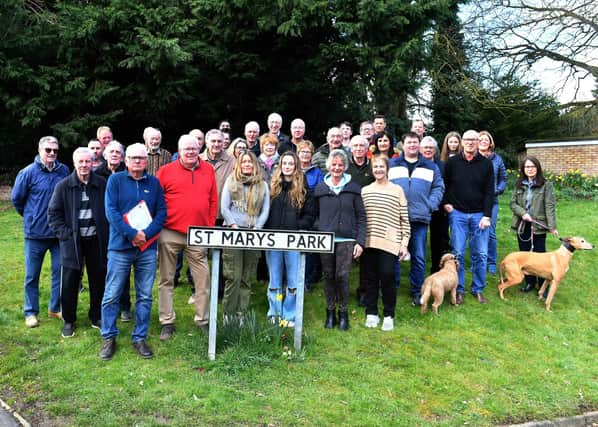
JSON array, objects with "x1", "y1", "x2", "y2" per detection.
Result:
[{"x1": 265, "y1": 250, "x2": 300, "y2": 322}]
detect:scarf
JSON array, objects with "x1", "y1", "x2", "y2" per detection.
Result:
[{"x1": 228, "y1": 173, "x2": 267, "y2": 225}]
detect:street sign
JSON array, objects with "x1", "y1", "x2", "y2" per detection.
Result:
[
  {"x1": 187, "y1": 226, "x2": 335, "y2": 360},
  {"x1": 188, "y1": 226, "x2": 334, "y2": 253}
]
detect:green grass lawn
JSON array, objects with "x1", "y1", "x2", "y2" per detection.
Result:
[{"x1": 0, "y1": 198, "x2": 596, "y2": 426}]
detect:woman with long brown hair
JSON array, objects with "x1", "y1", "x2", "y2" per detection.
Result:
[
  {"x1": 509, "y1": 156, "x2": 558, "y2": 292},
  {"x1": 264, "y1": 152, "x2": 315, "y2": 327},
  {"x1": 440, "y1": 131, "x2": 462, "y2": 162}
]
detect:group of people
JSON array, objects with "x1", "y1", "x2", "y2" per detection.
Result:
[{"x1": 11, "y1": 113, "x2": 558, "y2": 361}]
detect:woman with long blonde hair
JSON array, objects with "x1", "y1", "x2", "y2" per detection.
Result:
[
  {"x1": 264, "y1": 152, "x2": 315, "y2": 327},
  {"x1": 220, "y1": 151, "x2": 270, "y2": 323}
]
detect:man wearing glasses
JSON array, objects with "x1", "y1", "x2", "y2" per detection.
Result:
[
  {"x1": 156, "y1": 135, "x2": 218, "y2": 340},
  {"x1": 442, "y1": 130, "x2": 494, "y2": 305},
  {"x1": 100, "y1": 143, "x2": 166, "y2": 360},
  {"x1": 12, "y1": 136, "x2": 70, "y2": 328}
]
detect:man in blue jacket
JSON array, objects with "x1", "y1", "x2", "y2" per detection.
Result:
[
  {"x1": 12, "y1": 136, "x2": 70, "y2": 328},
  {"x1": 99, "y1": 143, "x2": 166, "y2": 361},
  {"x1": 48, "y1": 147, "x2": 108, "y2": 338},
  {"x1": 389, "y1": 132, "x2": 444, "y2": 306}
]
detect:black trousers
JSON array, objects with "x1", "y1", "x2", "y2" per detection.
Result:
[
  {"x1": 517, "y1": 222, "x2": 547, "y2": 286},
  {"x1": 362, "y1": 248, "x2": 398, "y2": 318},
  {"x1": 61, "y1": 237, "x2": 106, "y2": 324},
  {"x1": 429, "y1": 210, "x2": 451, "y2": 274}
]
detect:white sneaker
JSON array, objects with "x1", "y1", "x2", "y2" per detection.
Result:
[
  {"x1": 187, "y1": 294, "x2": 196, "y2": 305},
  {"x1": 279, "y1": 319, "x2": 295, "y2": 328},
  {"x1": 381, "y1": 316, "x2": 394, "y2": 331},
  {"x1": 365, "y1": 314, "x2": 380, "y2": 328},
  {"x1": 25, "y1": 315, "x2": 39, "y2": 328}
]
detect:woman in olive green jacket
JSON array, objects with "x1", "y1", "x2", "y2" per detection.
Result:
[{"x1": 509, "y1": 156, "x2": 558, "y2": 292}]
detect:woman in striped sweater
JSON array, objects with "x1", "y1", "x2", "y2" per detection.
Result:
[{"x1": 361, "y1": 154, "x2": 411, "y2": 331}]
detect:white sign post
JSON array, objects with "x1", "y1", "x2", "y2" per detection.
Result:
[{"x1": 188, "y1": 227, "x2": 334, "y2": 360}]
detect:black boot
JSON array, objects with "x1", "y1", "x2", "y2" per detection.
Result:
[
  {"x1": 338, "y1": 311, "x2": 349, "y2": 331},
  {"x1": 324, "y1": 309, "x2": 337, "y2": 329},
  {"x1": 521, "y1": 282, "x2": 535, "y2": 292}
]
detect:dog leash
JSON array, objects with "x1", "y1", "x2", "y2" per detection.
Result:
[
  {"x1": 517, "y1": 220, "x2": 535, "y2": 250},
  {"x1": 532, "y1": 218, "x2": 560, "y2": 239},
  {"x1": 517, "y1": 218, "x2": 559, "y2": 251}
]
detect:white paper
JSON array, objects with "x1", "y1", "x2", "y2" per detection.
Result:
[{"x1": 125, "y1": 200, "x2": 153, "y2": 230}]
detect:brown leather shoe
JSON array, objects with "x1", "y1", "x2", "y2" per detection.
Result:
[
  {"x1": 474, "y1": 292, "x2": 488, "y2": 304},
  {"x1": 455, "y1": 293, "x2": 464, "y2": 305},
  {"x1": 132, "y1": 340, "x2": 154, "y2": 359},
  {"x1": 159, "y1": 324, "x2": 175, "y2": 341},
  {"x1": 99, "y1": 338, "x2": 116, "y2": 361},
  {"x1": 48, "y1": 310, "x2": 62, "y2": 320}
]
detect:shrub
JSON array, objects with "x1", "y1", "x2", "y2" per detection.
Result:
[{"x1": 506, "y1": 168, "x2": 597, "y2": 200}]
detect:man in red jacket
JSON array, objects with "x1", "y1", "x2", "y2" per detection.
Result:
[{"x1": 156, "y1": 134, "x2": 218, "y2": 340}]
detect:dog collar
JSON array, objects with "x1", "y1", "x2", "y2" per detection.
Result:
[{"x1": 561, "y1": 240, "x2": 575, "y2": 253}]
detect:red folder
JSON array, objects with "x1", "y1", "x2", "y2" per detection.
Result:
[{"x1": 123, "y1": 200, "x2": 160, "y2": 251}]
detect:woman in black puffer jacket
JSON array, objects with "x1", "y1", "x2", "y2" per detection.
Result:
[{"x1": 265, "y1": 152, "x2": 315, "y2": 327}]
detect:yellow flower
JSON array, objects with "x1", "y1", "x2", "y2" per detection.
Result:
[{"x1": 276, "y1": 293, "x2": 283, "y2": 302}]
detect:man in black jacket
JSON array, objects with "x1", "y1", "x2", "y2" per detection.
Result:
[{"x1": 48, "y1": 147, "x2": 109, "y2": 338}]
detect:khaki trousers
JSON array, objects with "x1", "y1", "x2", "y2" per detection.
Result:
[
  {"x1": 222, "y1": 249, "x2": 258, "y2": 315},
  {"x1": 158, "y1": 228, "x2": 209, "y2": 325}
]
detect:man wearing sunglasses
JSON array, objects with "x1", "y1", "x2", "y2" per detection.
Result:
[{"x1": 12, "y1": 136, "x2": 70, "y2": 328}]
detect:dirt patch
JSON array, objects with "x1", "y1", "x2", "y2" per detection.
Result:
[
  {"x1": 0, "y1": 186, "x2": 11, "y2": 202},
  {"x1": 1, "y1": 385, "x2": 73, "y2": 427}
]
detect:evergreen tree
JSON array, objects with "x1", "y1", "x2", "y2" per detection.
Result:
[
  {"x1": 0, "y1": 0, "x2": 449, "y2": 172},
  {"x1": 428, "y1": 0, "x2": 480, "y2": 136}
]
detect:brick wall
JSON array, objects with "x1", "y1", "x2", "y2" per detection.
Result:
[{"x1": 525, "y1": 141, "x2": 598, "y2": 176}]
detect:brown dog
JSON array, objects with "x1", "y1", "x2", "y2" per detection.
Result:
[
  {"x1": 498, "y1": 236, "x2": 594, "y2": 311},
  {"x1": 420, "y1": 253, "x2": 459, "y2": 315}
]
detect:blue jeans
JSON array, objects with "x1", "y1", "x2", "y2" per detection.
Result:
[
  {"x1": 24, "y1": 238, "x2": 61, "y2": 316},
  {"x1": 487, "y1": 202, "x2": 499, "y2": 269},
  {"x1": 266, "y1": 250, "x2": 300, "y2": 321},
  {"x1": 449, "y1": 209, "x2": 489, "y2": 294},
  {"x1": 101, "y1": 248, "x2": 157, "y2": 343},
  {"x1": 395, "y1": 222, "x2": 428, "y2": 296}
]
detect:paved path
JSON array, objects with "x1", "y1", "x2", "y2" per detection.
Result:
[{"x1": 0, "y1": 399, "x2": 26, "y2": 427}]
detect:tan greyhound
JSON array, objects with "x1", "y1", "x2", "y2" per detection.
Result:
[{"x1": 498, "y1": 236, "x2": 594, "y2": 311}]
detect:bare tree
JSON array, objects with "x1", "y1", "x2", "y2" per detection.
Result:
[{"x1": 465, "y1": 0, "x2": 597, "y2": 107}]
